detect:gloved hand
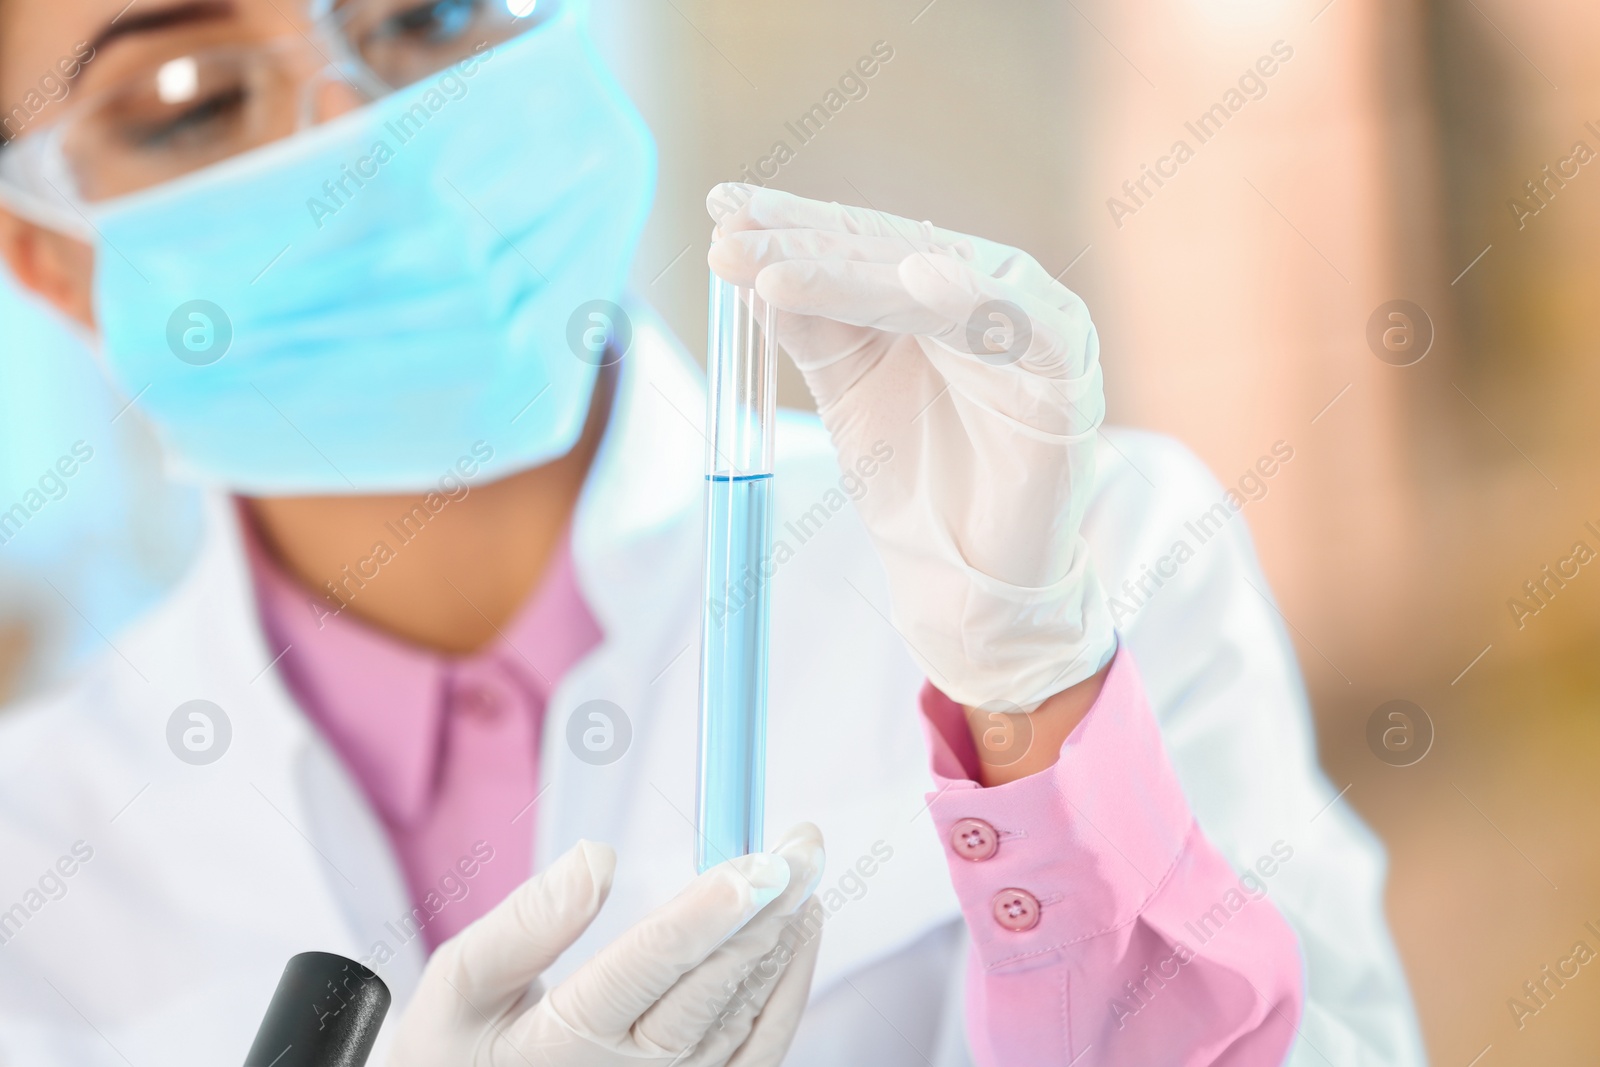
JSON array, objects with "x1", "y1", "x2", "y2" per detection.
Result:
[
  {"x1": 387, "y1": 823, "x2": 825, "y2": 1067},
  {"x1": 707, "y1": 184, "x2": 1115, "y2": 710}
]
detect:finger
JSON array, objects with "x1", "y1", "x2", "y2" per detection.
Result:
[
  {"x1": 897, "y1": 252, "x2": 1092, "y2": 379},
  {"x1": 633, "y1": 825, "x2": 825, "y2": 1054},
  {"x1": 438, "y1": 840, "x2": 613, "y2": 1003},
  {"x1": 749, "y1": 252, "x2": 1086, "y2": 378},
  {"x1": 751, "y1": 259, "x2": 952, "y2": 339},
  {"x1": 707, "y1": 184, "x2": 971, "y2": 253},
  {"x1": 707, "y1": 183, "x2": 1074, "y2": 293},
  {"x1": 543, "y1": 851, "x2": 791, "y2": 1039},
  {"x1": 404, "y1": 841, "x2": 613, "y2": 1037},
  {"x1": 721, "y1": 920, "x2": 823, "y2": 1067},
  {"x1": 709, "y1": 228, "x2": 955, "y2": 289}
]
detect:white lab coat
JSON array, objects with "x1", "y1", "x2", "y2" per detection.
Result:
[{"x1": 0, "y1": 304, "x2": 1426, "y2": 1066}]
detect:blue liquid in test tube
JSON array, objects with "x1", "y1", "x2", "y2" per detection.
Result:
[{"x1": 696, "y1": 271, "x2": 777, "y2": 872}]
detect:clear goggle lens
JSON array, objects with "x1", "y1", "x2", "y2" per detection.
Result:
[{"x1": 4, "y1": 0, "x2": 553, "y2": 206}]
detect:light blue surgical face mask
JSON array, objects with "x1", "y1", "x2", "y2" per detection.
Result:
[{"x1": 86, "y1": 7, "x2": 656, "y2": 494}]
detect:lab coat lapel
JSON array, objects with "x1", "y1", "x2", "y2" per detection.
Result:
[{"x1": 156, "y1": 496, "x2": 430, "y2": 1006}]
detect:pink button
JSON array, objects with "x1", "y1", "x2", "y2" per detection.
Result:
[
  {"x1": 455, "y1": 682, "x2": 504, "y2": 722},
  {"x1": 951, "y1": 818, "x2": 999, "y2": 861},
  {"x1": 992, "y1": 888, "x2": 1040, "y2": 932}
]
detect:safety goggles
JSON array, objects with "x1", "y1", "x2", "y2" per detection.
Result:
[{"x1": 0, "y1": 0, "x2": 560, "y2": 234}]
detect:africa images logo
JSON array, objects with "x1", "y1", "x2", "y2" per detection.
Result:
[{"x1": 166, "y1": 301, "x2": 233, "y2": 365}]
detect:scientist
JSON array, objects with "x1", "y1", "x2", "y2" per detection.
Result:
[{"x1": 0, "y1": 0, "x2": 1426, "y2": 1063}]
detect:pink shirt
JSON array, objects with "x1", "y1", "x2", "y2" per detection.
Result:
[
  {"x1": 245, "y1": 516, "x2": 601, "y2": 948},
  {"x1": 246, "y1": 514, "x2": 1302, "y2": 1062}
]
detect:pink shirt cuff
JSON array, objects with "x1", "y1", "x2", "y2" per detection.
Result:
[
  {"x1": 920, "y1": 646, "x2": 1193, "y2": 966},
  {"x1": 918, "y1": 647, "x2": 1304, "y2": 1065}
]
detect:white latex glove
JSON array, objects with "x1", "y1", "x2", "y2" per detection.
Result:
[
  {"x1": 387, "y1": 823, "x2": 825, "y2": 1067},
  {"x1": 707, "y1": 184, "x2": 1115, "y2": 710}
]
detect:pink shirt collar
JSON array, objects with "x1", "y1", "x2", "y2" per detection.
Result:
[{"x1": 242, "y1": 508, "x2": 601, "y2": 831}]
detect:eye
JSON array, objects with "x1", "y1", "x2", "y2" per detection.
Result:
[
  {"x1": 374, "y1": 0, "x2": 482, "y2": 45},
  {"x1": 124, "y1": 84, "x2": 250, "y2": 150}
]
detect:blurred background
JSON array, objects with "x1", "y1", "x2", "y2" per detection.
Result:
[{"x1": 4, "y1": 0, "x2": 1597, "y2": 1059}]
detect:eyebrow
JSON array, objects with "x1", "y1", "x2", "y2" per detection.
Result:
[{"x1": 87, "y1": 0, "x2": 237, "y2": 56}]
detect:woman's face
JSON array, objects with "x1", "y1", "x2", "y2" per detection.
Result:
[{"x1": 0, "y1": 0, "x2": 353, "y2": 326}]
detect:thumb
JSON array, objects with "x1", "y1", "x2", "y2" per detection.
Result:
[{"x1": 427, "y1": 840, "x2": 616, "y2": 1007}]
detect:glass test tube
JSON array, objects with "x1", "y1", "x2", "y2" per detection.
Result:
[{"x1": 696, "y1": 269, "x2": 777, "y2": 873}]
